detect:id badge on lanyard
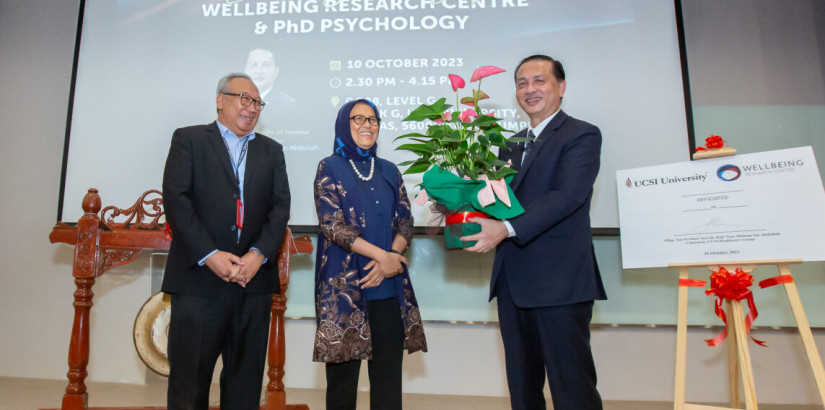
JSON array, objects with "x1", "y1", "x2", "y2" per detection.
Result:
[
  {"x1": 224, "y1": 136, "x2": 249, "y2": 232},
  {"x1": 236, "y1": 198, "x2": 243, "y2": 230}
]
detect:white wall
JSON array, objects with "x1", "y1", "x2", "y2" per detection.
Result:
[
  {"x1": 0, "y1": 0, "x2": 82, "y2": 380},
  {"x1": 0, "y1": 0, "x2": 154, "y2": 384},
  {"x1": 1, "y1": 1, "x2": 823, "y2": 407}
]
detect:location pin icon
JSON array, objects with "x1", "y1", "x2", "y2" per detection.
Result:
[{"x1": 331, "y1": 96, "x2": 339, "y2": 107}]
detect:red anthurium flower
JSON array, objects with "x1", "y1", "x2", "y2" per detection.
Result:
[
  {"x1": 433, "y1": 111, "x2": 453, "y2": 124},
  {"x1": 470, "y1": 65, "x2": 506, "y2": 82},
  {"x1": 449, "y1": 74, "x2": 465, "y2": 91},
  {"x1": 459, "y1": 108, "x2": 478, "y2": 123}
]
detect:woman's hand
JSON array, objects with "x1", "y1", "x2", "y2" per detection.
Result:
[{"x1": 358, "y1": 251, "x2": 407, "y2": 289}]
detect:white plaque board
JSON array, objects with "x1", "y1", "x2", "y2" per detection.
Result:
[{"x1": 616, "y1": 146, "x2": 825, "y2": 269}]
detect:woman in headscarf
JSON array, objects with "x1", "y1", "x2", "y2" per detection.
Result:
[{"x1": 312, "y1": 99, "x2": 427, "y2": 410}]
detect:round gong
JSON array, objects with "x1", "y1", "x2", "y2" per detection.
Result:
[{"x1": 133, "y1": 291, "x2": 171, "y2": 376}]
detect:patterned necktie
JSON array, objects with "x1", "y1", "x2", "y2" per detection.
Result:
[{"x1": 522, "y1": 129, "x2": 537, "y2": 164}]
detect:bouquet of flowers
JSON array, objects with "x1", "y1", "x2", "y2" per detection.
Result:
[{"x1": 395, "y1": 65, "x2": 527, "y2": 248}]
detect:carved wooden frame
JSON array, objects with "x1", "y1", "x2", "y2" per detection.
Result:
[{"x1": 49, "y1": 188, "x2": 311, "y2": 410}]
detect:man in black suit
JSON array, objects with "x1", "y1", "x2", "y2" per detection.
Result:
[
  {"x1": 162, "y1": 73, "x2": 290, "y2": 410},
  {"x1": 463, "y1": 55, "x2": 606, "y2": 410}
]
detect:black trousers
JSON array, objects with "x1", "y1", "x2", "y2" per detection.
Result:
[
  {"x1": 167, "y1": 286, "x2": 273, "y2": 410},
  {"x1": 495, "y1": 274, "x2": 602, "y2": 410},
  {"x1": 325, "y1": 297, "x2": 405, "y2": 410}
]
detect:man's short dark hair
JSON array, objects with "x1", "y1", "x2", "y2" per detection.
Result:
[{"x1": 514, "y1": 55, "x2": 565, "y2": 83}]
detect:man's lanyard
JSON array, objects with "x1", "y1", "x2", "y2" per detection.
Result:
[
  {"x1": 222, "y1": 136, "x2": 250, "y2": 230},
  {"x1": 222, "y1": 136, "x2": 250, "y2": 182}
]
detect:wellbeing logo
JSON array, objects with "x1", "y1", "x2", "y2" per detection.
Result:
[
  {"x1": 716, "y1": 164, "x2": 741, "y2": 181},
  {"x1": 716, "y1": 159, "x2": 805, "y2": 181}
]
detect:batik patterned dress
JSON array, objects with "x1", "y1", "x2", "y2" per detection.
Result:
[{"x1": 312, "y1": 155, "x2": 427, "y2": 363}]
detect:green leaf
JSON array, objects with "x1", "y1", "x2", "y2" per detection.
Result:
[
  {"x1": 402, "y1": 161, "x2": 433, "y2": 175},
  {"x1": 478, "y1": 134, "x2": 490, "y2": 147},
  {"x1": 402, "y1": 98, "x2": 448, "y2": 121},
  {"x1": 476, "y1": 116, "x2": 499, "y2": 127},
  {"x1": 487, "y1": 167, "x2": 517, "y2": 180},
  {"x1": 428, "y1": 126, "x2": 450, "y2": 140},
  {"x1": 488, "y1": 131, "x2": 506, "y2": 146},
  {"x1": 441, "y1": 134, "x2": 465, "y2": 143},
  {"x1": 508, "y1": 135, "x2": 532, "y2": 143},
  {"x1": 393, "y1": 132, "x2": 428, "y2": 142},
  {"x1": 397, "y1": 143, "x2": 434, "y2": 154},
  {"x1": 473, "y1": 152, "x2": 493, "y2": 166}
]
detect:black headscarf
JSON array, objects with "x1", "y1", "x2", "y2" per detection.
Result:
[{"x1": 333, "y1": 98, "x2": 380, "y2": 162}]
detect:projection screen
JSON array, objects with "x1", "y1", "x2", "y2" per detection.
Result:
[{"x1": 60, "y1": 0, "x2": 691, "y2": 229}]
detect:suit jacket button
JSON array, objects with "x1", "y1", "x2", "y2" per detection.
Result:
[
  {"x1": 233, "y1": 193, "x2": 239, "y2": 199},
  {"x1": 231, "y1": 225, "x2": 237, "y2": 231}
]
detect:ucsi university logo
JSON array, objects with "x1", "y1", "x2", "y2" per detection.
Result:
[
  {"x1": 625, "y1": 172, "x2": 708, "y2": 188},
  {"x1": 624, "y1": 177, "x2": 659, "y2": 187}
]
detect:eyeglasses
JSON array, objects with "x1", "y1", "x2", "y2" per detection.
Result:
[
  {"x1": 221, "y1": 92, "x2": 266, "y2": 111},
  {"x1": 350, "y1": 115, "x2": 380, "y2": 126}
]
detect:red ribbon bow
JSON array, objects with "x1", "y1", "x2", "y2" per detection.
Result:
[
  {"x1": 695, "y1": 135, "x2": 726, "y2": 152},
  {"x1": 445, "y1": 211, "x2": 489, "y2": 226},
  {"x1": 705, "y1": 135, "x2": 724, "y2": 148},
  {"x1": 164, "y1": 222, "x2": 173, "y2": 240},
  {"x1": 704, "y1": 267, "x2": 766, "y2": 347}
]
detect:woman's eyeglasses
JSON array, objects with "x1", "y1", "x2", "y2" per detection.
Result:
[{"x1": 350, "y1": 115, "x2": 380, "y2": 126}]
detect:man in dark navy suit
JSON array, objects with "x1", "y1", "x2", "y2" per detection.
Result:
[
  {"x1": 162, "y1": 73, "x2": 290, "y2": 410},
  {"x1": 463, "y1": 55, "x2": 606, "y2": 410}
]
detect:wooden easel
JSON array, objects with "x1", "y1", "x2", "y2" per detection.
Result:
[
  {"x1": 669, "y1": 145, "x2": 825, "y2": 409},
  {"x1": 48, "y1": 189, "x2": 312, "y2": 410},
  {"x1": 670, "y1": 259, "x2": 825, "y2": 409}
]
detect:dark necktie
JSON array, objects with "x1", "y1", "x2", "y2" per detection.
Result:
[{"x1": 522, "y1": 130, "x2": 537, "y2": 164}]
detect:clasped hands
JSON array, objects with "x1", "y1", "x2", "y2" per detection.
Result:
[
  {"x1": 357, "y1": 251, "x2": 407, "y2": 290},
  {"x1": 204, "y1": 250, "x2": 266, "y2": 288}
]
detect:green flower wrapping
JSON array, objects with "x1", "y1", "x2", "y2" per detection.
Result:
[{"x1": 420, "y1": 166, "x2": 523, "y2": 219}]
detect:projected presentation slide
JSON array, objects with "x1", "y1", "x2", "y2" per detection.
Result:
[{"x1": 62, "y1": 0, "x2": 689, "y2": 228}]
